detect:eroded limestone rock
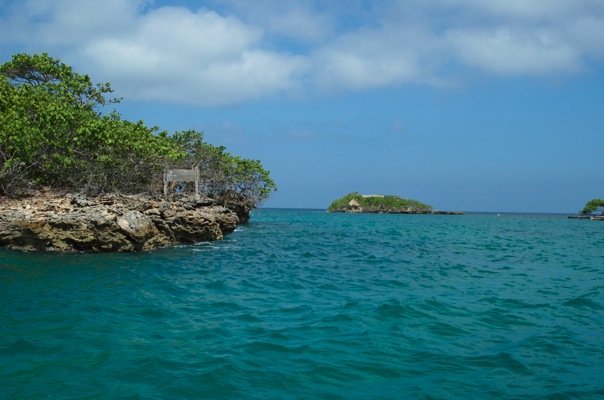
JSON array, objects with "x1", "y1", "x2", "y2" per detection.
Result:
[{"x1": 0, "y1": 193, "x2": 242, "y2": 252}]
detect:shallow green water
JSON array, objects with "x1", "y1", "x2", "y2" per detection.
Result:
[{"x1": 1, "y1": 210, "x2": 603, "y2": 399}]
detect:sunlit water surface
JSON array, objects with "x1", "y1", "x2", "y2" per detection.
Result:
[{"x1": 1, "y1": 210, "x2": 603, "y2": 399}]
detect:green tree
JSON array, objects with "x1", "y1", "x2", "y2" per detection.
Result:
[
  {"x1": 170, "y1": 130, "x2": 276, "y2": 207},
  {"x1": 581, "y1": 198, "x2": 604, "y2": 215},
  {"x1": 0, "y1": 53, "x2": 182, "y2": 194},
  {"x1": 0, "y1": 53, "x2": 121, "y2": 192}
]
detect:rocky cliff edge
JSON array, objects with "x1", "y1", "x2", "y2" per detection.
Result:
[{"x1": 0, "y1": 192, "x2": 241, "y2": 252}]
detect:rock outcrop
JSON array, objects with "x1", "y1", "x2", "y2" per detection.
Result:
[{"x1": 0, "y1": 192, "x2": 241, "y2": 252}]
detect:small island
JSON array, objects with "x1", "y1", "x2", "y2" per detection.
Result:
[
  {"x1": 568, "y1": 198, "x2": 604, "y2": 220},
  {"x1": 0, "y1": 53, "x2": 276, "y2": 252},
  {"x1": 328, "y1": 193, "x2": 463, "y2": 215}
]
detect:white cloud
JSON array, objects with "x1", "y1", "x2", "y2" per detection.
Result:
[
  {"x1": 1, "y1": 0, "x2": 604, "y2": 105},
  {"x1": 446, "y1": 27, "x2": 581, "y2": 75},
  {"x1": 567, "y1": 16, "x2": 604, "y2": 57},
  {"x1": 78, "y1": 4, "x2": 305, "y2": 105},
  {"x1": 214, "y1": 0, "x2": 333, "y2": 43},
  {"x1": 312, "y1": 27, "x2": 431, "y2": 90},
  {"x1": 438, "y1": 0, "x2": 604, "y2": 21},
  {"x1": 1, "y1": 0, "x2": 144, "y2": 45},
  {"x1": 1, "y1": 0, "x2": 305, "y2": 105}
]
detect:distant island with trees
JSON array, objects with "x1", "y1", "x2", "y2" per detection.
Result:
[
  {"x1": 581, "y1": 199, "x2": 604, "y2": 215},
  {"x1": 569, "y1": 198, "x2": 604, "y2": 221},
  {"x1": 328, "y1": 193, "x2": 463, "y2": 215}
]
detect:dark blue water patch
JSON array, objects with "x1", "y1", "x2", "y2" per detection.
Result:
[
  {"x1": 562, "y1": 294, "x2": 603, "y2": 310},
  {"x1": 1, "y1": 210, "x2": 604, "y2": 399},
  {"x1": 0, "y1": 338, "x2": 57, "y2": 356}
]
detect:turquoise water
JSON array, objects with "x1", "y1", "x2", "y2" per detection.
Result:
[{"x1": 1, "y1": 209, "x2": 603, "y2": 399}]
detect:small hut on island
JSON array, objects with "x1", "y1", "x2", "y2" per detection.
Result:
[{"x1": 347, "y1": 199, "x2": 362, "y2": 212}]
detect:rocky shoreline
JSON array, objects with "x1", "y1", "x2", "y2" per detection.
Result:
[
  {"x1": 0, "y1": 192, "x2": 246, "y2": 252},
  {"x1": 331, "y1": 209, "x2": 464, "y2": 215}
]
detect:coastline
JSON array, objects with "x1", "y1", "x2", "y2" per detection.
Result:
[
  {"x1": 0, "y1": 191, "x2": 248, "y2": 252},
  {"x1": 330, "y1": 209, "x2": 464, "y2": 215},
  {"x1": 568, "y1": 215, "x2": 604, "y2": 221}
]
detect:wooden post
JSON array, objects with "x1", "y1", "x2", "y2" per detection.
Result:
[
  {"x1": 163, "y1": 169, "x2": 168, "y2": 199},
  {"x1": 194, "y1": 166, "x2": 200, "y2": 199}
]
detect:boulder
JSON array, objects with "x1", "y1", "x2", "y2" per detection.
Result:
[{"x1": 0, "y1": 193, "x2": 244, "y2": 252}]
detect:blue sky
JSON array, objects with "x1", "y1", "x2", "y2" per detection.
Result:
[{"x1": 1, "y1": 0, "x2": 603, "y2": 212}]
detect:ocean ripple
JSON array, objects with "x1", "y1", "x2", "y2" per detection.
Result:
[{"x1": 1, "y1": 210, "x2": 603, "y2": 399}]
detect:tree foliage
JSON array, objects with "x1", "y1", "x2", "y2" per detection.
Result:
[
  {"x1": 170, "y1": 130, "x2": 276, "y2": 206},
  {"x1": 0, "y1": 53, "x2": 275, "y2": 206},
  {"x1": 581, "y1": 198, "x2": 604, "y2": 215}
]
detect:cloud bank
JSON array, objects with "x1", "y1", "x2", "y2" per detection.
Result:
[{"x1": 1, "y1": 0, "x2": 603, "y2": 105}]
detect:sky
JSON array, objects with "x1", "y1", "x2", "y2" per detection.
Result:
[{"x1": 1, "y1": 0, "x2": 603, "y2": 212}]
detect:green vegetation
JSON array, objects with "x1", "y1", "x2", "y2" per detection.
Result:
[
  {"x1": 0, "y1": 53, "x2": 275, "y2": 206},
  {"x1": 328, "y1": 192, "x2": 432, "y2": 213},
  {"x1": 170, "y1": 130, "x2": 276, "y2": 204},
  {"x1": 581, "y1": 198, "x2": 604, "y2": 215}
]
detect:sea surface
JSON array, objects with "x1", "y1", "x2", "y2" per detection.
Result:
[{"x1": 1, "y1": 209, "x2": 603, "y2": 399}]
